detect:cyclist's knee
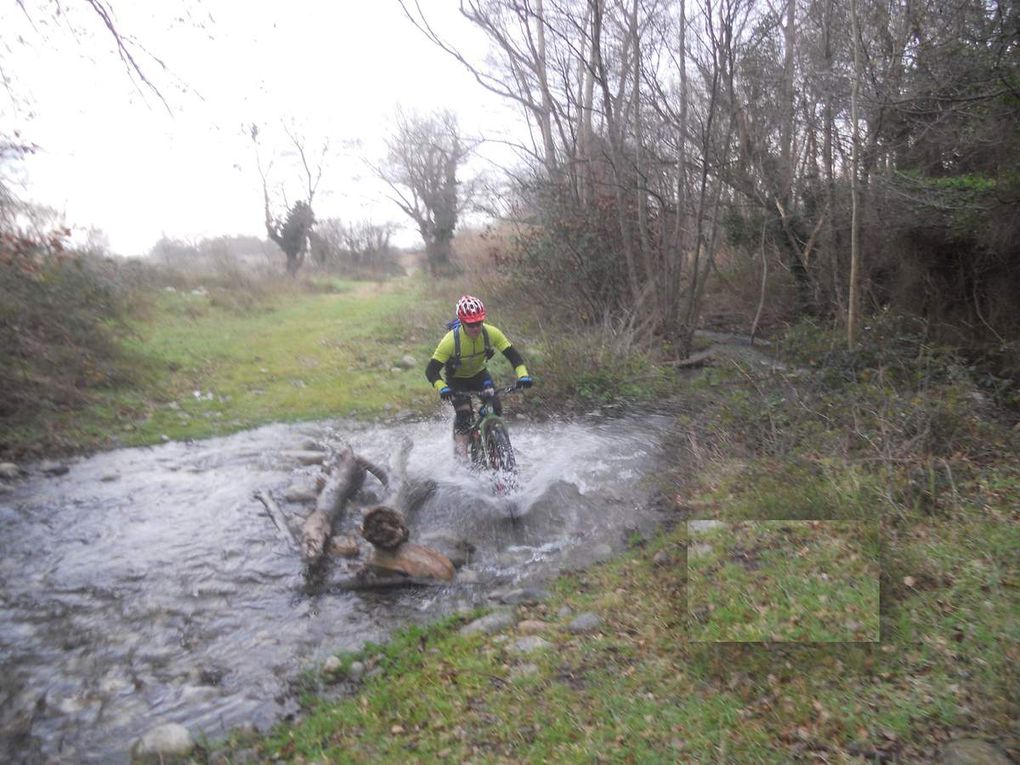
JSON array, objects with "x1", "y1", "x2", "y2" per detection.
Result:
[{"x1": 492, "y1": 395, "x2": 503, "y2": 416}]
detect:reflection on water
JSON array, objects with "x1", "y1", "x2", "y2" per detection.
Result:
[{"x1": 0, "y1": 413, "x2": 671, "y2": 763}]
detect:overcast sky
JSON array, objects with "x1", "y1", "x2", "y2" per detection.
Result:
[{"x1": 2, "y1": 0, "x2": 523, "y2": 255}]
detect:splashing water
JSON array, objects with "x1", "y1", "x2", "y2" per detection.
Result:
[{"x1": 0, "y1": 411, "x2": 673, "y2": 763}]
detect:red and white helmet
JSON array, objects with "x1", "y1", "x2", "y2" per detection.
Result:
[{"x1": 456, "y1": 295, "x2": 486, "y2": 323}]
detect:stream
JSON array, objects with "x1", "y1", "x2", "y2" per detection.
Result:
[{"x1": 0, "y1": 411, "x2": 674, "y2": 763}]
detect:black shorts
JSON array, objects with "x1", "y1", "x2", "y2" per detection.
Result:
[{"x1": 446, "y1": 371, "x2": 501, "y2": 431}]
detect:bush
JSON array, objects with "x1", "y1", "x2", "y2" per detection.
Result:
[{"x1": 0, "y1": 247, "x2": 138, "y2": 448}]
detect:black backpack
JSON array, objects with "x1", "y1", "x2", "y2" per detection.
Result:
[{"x1": 444, "y1": 318, "x2": 494, "y2": 373}]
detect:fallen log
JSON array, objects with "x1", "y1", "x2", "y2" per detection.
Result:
[
  {"x1": 301, "y1": 447, "x2": 368, "y2": 565},
  {"x1": 254, "y1": 489, "x2": 297, "y2": 548},
  {"x1": 367, "y1": 543, "x2": 455, "y2": 582},
  {"x1": 359, "y1": 505, "x2": 454, "y2": 582}
]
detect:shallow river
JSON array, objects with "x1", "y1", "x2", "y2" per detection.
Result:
[{"x1": 0, "y1": 412, "x2": 673, "y2": 763}]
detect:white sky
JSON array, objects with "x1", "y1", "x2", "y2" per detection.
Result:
[{"x1": 2, "y1": 0, "x2": 525, "y2": 255}]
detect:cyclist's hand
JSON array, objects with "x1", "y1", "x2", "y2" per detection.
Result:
[
  {"x1": 517, "y1": 375, "x2": 534, "y2": 389},
  {"x1": 439, "y1": 386, "x2": 454, "y2": 401}
]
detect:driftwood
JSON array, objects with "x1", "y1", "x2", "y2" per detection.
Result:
[
  {"x1": 300, "y1": 447, "x2": 387, "y2": 565},
  {"x1": 359, "y1": 505, "x2": 454, "y2": 582},
  {"x1": 332, "y1": 571, "x2": 451, "y2": 591},
  {"x1": 367, "y1": 543, "x2": 455, "y2": 582},
  {"x1": 254, "y1": 489, "x2": 297, "y2": 547}
]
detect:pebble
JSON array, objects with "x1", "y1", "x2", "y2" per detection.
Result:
[
  {"x1": 460, "y1": 610, "x2": 516, "y2": 636},
  {"x1": 511, "y1": 636, "x2": 551, "y2": 654},
  {"x1": 567, "y1": 613, "x2": 603, "y2": 634}
]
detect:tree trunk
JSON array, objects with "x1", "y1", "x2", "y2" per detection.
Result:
[
  {"x1": 300, "y1": 447, "x2": 367, "y2": 565},
  {"x1": 848, "y1": 0, "x2": 863, "y2": 348}
]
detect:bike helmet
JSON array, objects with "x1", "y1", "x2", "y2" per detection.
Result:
[{"x1": 456, "y1": 295, "x2": 486, "y2": 324}]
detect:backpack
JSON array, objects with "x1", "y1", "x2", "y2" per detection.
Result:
[{"x1": 444, "y1": 318, "x2": 494, "y2": 373}]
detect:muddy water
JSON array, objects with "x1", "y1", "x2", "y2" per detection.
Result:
[{"x1": 0, "y1": 413, "x2": 673, "y2": 763}]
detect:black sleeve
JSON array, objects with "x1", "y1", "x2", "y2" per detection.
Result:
[
  {"x1": 425, "y1": 359, "x2": 444, "y2": 386},
  {"x1": 502, "y1": 346, "x2": 525, "y2": 368}
]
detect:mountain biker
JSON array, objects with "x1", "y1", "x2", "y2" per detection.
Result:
[{"x1": 425, "y1": 295, "x2": 533, "y2": 458}]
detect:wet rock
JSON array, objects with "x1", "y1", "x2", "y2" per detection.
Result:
[
  {"x1": 38, "y1": 460, "x2": 69, "y2": 476},
  {"x1": 460, "y1": 610, "x2": 516, "y2": 636},
  {"x1": 940, "y1": 739, "x2": 1013, "y2": 765},
  {"x1": 567, "y1": 613, "x2": 602, "y2": 634},
  {"x1": 456, "y1": 568, "x2": 480, "y2": 584},
  {"x1": 511, "y1": 636, "x2": 551, "y2": 654},
  {"x1": 130, "y1": 722, "x2": 195, "y2": 764},
  {"x1": 490, "y1": 587, "x2": 551, "y2": 606},
  {"x1": 347, "y1": 661, "x2": 365, "y2": 682},
  {"x1": 100, "y1": 472, "x2": 121, "y2": 482},
  {"x1": 0, "y1": 463, "x2": 21, "y2": 480}
]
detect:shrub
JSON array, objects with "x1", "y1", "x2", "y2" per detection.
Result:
[{"x1": 0, "y1": 243, "x2": 138, "y2": 451}]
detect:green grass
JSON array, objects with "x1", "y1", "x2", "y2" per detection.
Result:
[
  {"x1": 15, "y1": 278, "x2": 456, "y2": 453},
  {"x1": 210, "y1": 519, "x2": 1014, "y2": 764},
  {"x1": 687, "y1": 521, "x2": 881, "y2": 642}
]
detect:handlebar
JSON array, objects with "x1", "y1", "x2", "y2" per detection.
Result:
[{"x1": 443, "y1": 383, "x2": 524, "y2": 401}]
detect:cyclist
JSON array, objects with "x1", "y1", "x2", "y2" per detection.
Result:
[{"x1": 425, "y1": 295, "x2": 533, "y2": 458}]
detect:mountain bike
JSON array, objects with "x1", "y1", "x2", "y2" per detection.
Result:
[{"x1": 463, "y1": 383, "x2": 523, "y2": 495}]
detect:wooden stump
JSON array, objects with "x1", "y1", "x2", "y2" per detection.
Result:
[{"x1": 361, "y1": 505, "x2": 410, "y2": 549}]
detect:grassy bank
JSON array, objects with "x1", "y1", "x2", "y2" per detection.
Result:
[
  {"x1": 2, "y1": 272, "x2": 674, "y2": 460},
  {"x1": 2, "y1": 277, "x2": 454, "y2": 458},
  {"x1": 192, "y1": 317, "x2": 1018, "y2": 765}
]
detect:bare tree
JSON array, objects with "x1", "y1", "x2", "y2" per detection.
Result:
[
  {"x1": 375, "y1": 109, "x2": 475, "y2": 277},
  {"x1": 248, "y1": 123, "x2": 327, "y2": 277}
]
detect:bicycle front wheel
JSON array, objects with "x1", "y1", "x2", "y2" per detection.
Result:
[{"x1": 485, "y1": 423, "x2": 517, "y2": 473}]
